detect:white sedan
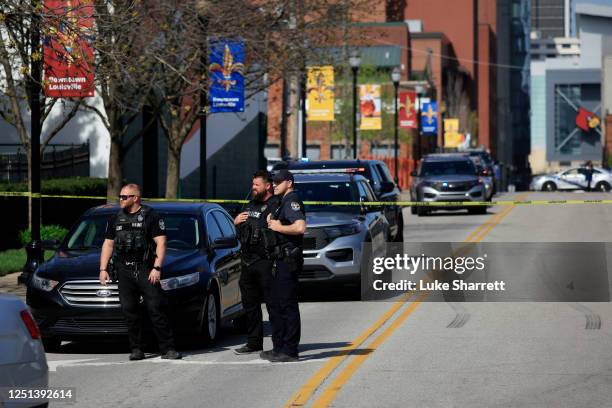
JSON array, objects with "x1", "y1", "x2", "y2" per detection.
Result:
[
  {"x1": 530, "y1": 167, "x2": 612, "y2": 192},
  {"x1": 0, "y1": 294, "x2": 49, "y2": 408}
]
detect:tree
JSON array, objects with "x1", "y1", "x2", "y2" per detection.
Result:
[{"x1": 0, "y1": 1, "x2": 83, "y2": 227}]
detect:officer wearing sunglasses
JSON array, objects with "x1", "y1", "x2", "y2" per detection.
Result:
[{"x1": 99, "y1": 183, "x2": 181, "y2": 361}]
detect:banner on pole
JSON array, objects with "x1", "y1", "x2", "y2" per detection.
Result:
[
  {"x1": 421, "y1": 101, "x2": 438, "y2": 135},
  {"x1": 306, "y1": 66, "x2": 334, "y2": 121},
  {"x1": 398, "y1": 91, "x2": 417, "y2": 129},
  {"x1": 209, "y1": 39, "x2": 245, "y2": 113},
  {"x1": 359, "y1": 84, "x2": 382, "y2": 130},
  {"x1": 43, "y1": 0, "x2": 95, "y2": 98}
]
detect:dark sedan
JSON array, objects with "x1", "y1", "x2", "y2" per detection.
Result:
[{"x1": 27, "y1": 202, "x2": 243, "y2": 351}]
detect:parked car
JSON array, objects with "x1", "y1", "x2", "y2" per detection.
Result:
[
  {"x1": 410, "y1": 154, "x2": 488, "y2": 216},
  {"x1": 530, "y1": 167, "x2": 612, "y2": 192},
  {"x1": 0, "y1": 294, "x2": 49, "y2": 408},
  {"x1": 292, "y1": 172, "x2": 389, "y2": 287},
  {"x1": 27, "y1": 202, "x2": 244, "y2": 351},
  {"x1": 273, "y1": 159, "x2": 403, "y2": 241}
]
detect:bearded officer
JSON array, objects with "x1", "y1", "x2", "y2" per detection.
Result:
[
  {"x1": 260, "y1": 169, "x2": 306, "y2": 363},
  {"x1": 99, "y1": 183, "x2": 181, "y2": 361},
  {"x1": 233, "y1": 170, "x2": 281, "y2": 354}
]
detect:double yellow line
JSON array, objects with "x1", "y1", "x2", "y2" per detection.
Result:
[{"x1": 284, "y1": 193, "x2": 530, "y2": 407}]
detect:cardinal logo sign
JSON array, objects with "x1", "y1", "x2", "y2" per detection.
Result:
[{"x1": 575, "y1": 107, "x2": 600, "y2": 132}]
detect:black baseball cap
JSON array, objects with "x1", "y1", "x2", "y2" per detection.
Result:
[{"x1": 272, "y1": 169, "x2": 294, "y2": 183}]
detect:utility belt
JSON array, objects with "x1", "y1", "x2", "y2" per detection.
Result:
[{"x1": 114, "y1": 257, "x2": 149, "y2": 279}]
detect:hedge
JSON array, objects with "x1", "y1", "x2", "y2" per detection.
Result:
[
  {"x1": 19, "y1": 225, "x2": 69, "y2": 247},
  {"x1": 0, "y1": 177, "x2": 107, "y2": 196}
]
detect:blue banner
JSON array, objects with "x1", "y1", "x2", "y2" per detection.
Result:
[
  {"x1": 208, "y1": 39, "x2": 245, "y2": 113},
  {"x1": 421, "y1": 101, "x2": 438, "y2": 135}
]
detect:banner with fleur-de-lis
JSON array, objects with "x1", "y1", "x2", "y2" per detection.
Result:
[
  {"x1": 306, "y1": 66, "x2": 334, "y2": 121},
  {"x1": 43, "y1": 0, "x2": 95, "y2": 98},
  {"x1": 208, "y1": 39, "x2": 245, "y2": 113}
]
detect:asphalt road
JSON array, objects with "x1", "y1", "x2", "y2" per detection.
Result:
[{"x1": 42, "y1": 191, "x2": 612, "y2": 407}]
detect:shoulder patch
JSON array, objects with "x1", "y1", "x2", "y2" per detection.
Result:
[
  {"x1": 159, "y1": 219, "x2": 165, "y2": 230},
  {"x1": 290, "y1": 202, "x2": 301, "y2": 211}
]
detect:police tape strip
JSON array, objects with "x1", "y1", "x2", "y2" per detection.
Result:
[{"x1": 0, "y1": 190, "x2": 611, "y2": 206}]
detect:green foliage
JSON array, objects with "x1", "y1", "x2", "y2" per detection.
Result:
[
  {"x1": 19, "y1": 225, "x2": 69, "y2": 247},
  {"x1": 0, "y1": 248, "x2": 54, "y2": 277},
  {"x1": 0, "y1": 177, "x2": 107, "y2": 196}
]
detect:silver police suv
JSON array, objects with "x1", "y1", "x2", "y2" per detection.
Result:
[
  {"x1": 410, "y1": 154, "x2": 488, "y2": 216},
  {"x1": 292, "y1": 172, "x2": 389, "y2": 287}
]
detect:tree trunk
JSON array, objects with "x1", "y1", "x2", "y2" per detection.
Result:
[
  {"x1": 165, "y1": 142, "x2": 181, "y2": 199},
  {"x1": 107, "y1": 134, "x2": 123, "y2": 202}
]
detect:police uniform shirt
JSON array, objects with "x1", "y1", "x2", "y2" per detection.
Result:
[
  {"x1": 275, "y1": 191, "x2": 306, "y2": 248},
  {"x1": 104, "y1": 206, "x2": 166, "y2": 262},
  {"x1": 242, "y1": 195, "x2": 281, "y2": 256}
]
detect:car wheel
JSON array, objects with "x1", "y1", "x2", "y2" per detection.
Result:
[
  {"x1": 542, "y1": 181, "x2": 557, "y2": 192},
  {"x1": 198, "y1": 290, "x2": 220, "y2": 345},
  {"x1": 42, "y1": 336, "x2": 62, "y2": 352},
  {"x1": 468, "y1": 206, "x2": 487, "y2": 215},
  {"x1": 416, "y1": 206, "x2": 429, "y2": 217},
  {"x1": 595, "y1": 181, "x2": 611, "y2": 192},
  {"x1": 410, "y1": 205, "x2": 417, "y2": 215}
]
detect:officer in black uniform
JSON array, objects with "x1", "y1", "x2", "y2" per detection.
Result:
[
  {"x1": 99, "y1": 183, "x2": 181, "y2": 361},
  {"x1": 233, "y1": 170, "x2": 281, "y2": 354},
  {"x1": 260, "y1": 169, "x2": 306, "y2": 363}
]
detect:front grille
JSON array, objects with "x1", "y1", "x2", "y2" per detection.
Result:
[
  {"x1": 59, "y1": 280, "x2": 121, "y2": 308},
  {"x1": 299, "y1": 266, "x2": 333, "y2": 280},
  {"x1": 303, "y1": 228, "x2": 331, "y2": 250},
  {"x1": 53, "y1": 317, "x2": 128, "y2": 333},
  {"x1": 434, "y1": 181, "x2": 474, "y2": 192}
]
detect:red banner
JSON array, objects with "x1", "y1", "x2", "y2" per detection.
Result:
[
  {"x1": 43, "y1": 0, "x2": 94, "y2": 98},
  {"x1": 398, "y1": 91, "x2": 416, "y2": 129}
]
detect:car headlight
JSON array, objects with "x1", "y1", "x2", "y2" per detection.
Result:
[
  {"x1": 324, "y1": 223, "x2": 362, "y2": 239},
  {"x1": 31, "y1": 275, "x2": 59, "y2": 292},
  {"x1": 160, "y1": 272, "x2": 200, "y2": 291}
]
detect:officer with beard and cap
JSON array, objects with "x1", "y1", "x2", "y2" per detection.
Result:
[
  {"x1": 260, "y1": 169, "x2": 306, "y2": 363},
  {"x1": 233, "y1": 170, "x2": 281, "y2": 354},
  {"x1": 99, "y1": 183, "x2": 181, "y2": 361}
]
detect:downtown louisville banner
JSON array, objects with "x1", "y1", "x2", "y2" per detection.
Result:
[
  {"x1": 306, "y1": 66, "x2": 334, "y2": 122},
  {"x1": 359, "y1": 84, "x2": 382, "y2": 130},
  {"x1": 398, "y1": 91, "x2": 417, "y2": 129},
  {"x1": 208, "y1": 39, "x2": 245, "y2": 113},
  {"x1": 43, "y1": 0, "x2": 95, "y2": 98}
]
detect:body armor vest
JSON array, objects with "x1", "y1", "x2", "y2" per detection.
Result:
[{"x1": 114, "y1": 206, "x2": 151, "y2": 263}]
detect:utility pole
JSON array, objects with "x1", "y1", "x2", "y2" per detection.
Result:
[{"x1": 199, "y1": 15, "x2": 208, "y2": 199}]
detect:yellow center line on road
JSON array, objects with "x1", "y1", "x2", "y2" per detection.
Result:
[
  {"x1": 285, "y1": 192, "x2": 530, "y2": 408},
  {"x1": 464, "y1": 192, "x2": 531, "y2": 243}
]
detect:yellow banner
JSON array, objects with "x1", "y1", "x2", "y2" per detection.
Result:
[
  {"x1": 306, "y1": 66, "x2": 334, "y2": 121},
  {"x1": 444, "y1": 118, "x2": 463, "y2": 148},
  {"x1": 359, "y1": 84, "x2": 382, "y2": 130}
]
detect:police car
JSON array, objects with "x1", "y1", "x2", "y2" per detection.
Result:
[
  {"x1": 291, "y1": 171, "x2": 390, "y2": 287},
  {"x1": 26, "y1": 202, "x2": 244, "y2": 351}
]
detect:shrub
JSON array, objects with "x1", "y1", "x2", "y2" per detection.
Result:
[
  {"x1": 0, "y1": 177, "x2": 107, "y2": 196},
  {"x1": 19, "y1": 225, "x2": 69, "y2": 247}
]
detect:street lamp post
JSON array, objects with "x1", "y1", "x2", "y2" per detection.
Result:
[
  {"x1": 349, "y1": 49, "x2": 361, "y2": 159},
  {"x1": 391, "y1": 67, "x2": 401, "y2": 185},
  {"x1": 415, "y1": 84, "x2": 424, "y2": 162}
]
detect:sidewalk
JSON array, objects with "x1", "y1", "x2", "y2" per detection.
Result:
[{"x1": 0, "y1": 272, "x2": 26, "y2": 299}]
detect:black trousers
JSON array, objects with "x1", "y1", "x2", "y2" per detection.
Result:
[
  {"x1": 117, "y1": 266, "x2": 174, "y2": 353},
  {"x1": 239, "y1": 257, "x2": 273, "y2": 349},
  {"x1": 268, "y1": 258, "x2": 301, "y2": 357}
]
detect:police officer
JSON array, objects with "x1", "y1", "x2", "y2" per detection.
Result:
[
  {"x1": 99, "y1": 183, "x2": 182, "y2": 361},
  {"x1": 260, "y1": 169, "x2": 306, "y2": 363},
  {"x1": 233, "y1": 170, "x2": 281, "y2": 355}
]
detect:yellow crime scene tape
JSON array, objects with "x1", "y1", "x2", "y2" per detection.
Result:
[{"x1": 0, "y1": 191, "x2": 610, "y2": 206}]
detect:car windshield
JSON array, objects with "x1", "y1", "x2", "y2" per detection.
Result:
[
  {"x1": 420, "y1": 160, "x2": 476, "y2": 177},
  {"x1": 63, "y1": 213, "x2": 201, "y2": 250},
  {"x1": 293, "y1": 181, "x2": 360, "y2": 213}
]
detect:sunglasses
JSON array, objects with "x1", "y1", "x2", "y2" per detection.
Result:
[{"x1": 119, "y1": 194, "x2": 137, "y2": 201}]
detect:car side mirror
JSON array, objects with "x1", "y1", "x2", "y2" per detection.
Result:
[
  {"x1": 41, "y1": 239, "x2": 60, "y2": 251},
  {"x1": 380, "y1": 181, "x2": 395, "y2": 194},
  {"x1": 211, "y1": 237, "x2": 238, "y2": 249},
  {"x1": 410, "y1": 171, "x2": 417, "y2": 177}
]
